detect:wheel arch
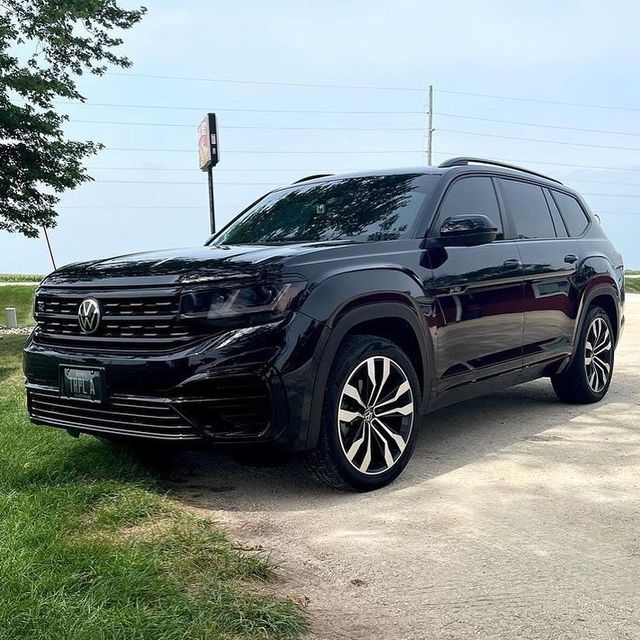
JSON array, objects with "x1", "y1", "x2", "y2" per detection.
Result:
[
  {"x1": 558, "y1": 281, "x2": 621, "y2": 374},
  {"x1": 303, "y1": 299, "x2": 434, "y2": 450}
]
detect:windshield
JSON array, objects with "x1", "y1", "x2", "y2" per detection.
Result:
[{"x1": 212, "y1": 173, "x2": 437, "y2": 245}]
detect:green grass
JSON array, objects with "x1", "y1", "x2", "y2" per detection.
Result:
[
  {"x1": 0, "y1": 337, "x2": 305, "y2": 640},
  {"x1": 626, "y1": 269, "x2": 640, "y2": 276},
  {"x1": 0, "y1": 273, "x2": 43, "y2": 283},
  {"x1": 625, "y1": 278, "x2": 640, "y2": 293},
  {"x1": 0, "y1": 285, "x2": 37, "y2": 326}
]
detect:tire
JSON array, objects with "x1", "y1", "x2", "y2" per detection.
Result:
[
  {"x1": 551, "y1": 305, "x2": 615, "y2": 404},
  {"x1": 305, "y1": 334, "x2": 421, "y2": 491}
]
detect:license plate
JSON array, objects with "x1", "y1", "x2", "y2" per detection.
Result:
[{"x1": 60, "y1": 366, "x2": 106, "y2": 403}]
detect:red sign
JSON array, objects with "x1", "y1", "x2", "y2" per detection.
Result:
[{"x1": 198, "y1": 113, "x2": 219, "y2": 171}]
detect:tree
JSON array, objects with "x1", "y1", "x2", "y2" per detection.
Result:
[{"x1": 0, "y1": 0, "x2": 146, "y2": 237}]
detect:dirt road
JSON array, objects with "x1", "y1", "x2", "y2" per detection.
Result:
[{"x1": 173, "y1": 295, "x2": 640, "y2": 639}]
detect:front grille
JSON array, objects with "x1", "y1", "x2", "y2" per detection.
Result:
[
  {"x1": 33, "y1": 288, "x2": 198, "y2": 351},
  {"x1": 27, "y1": 386, "x2": 200, "y2": 440}
]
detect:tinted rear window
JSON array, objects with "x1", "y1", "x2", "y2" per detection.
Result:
[
  {"x1": 499, "y1": 179, "x2": 556, "y2": 239},
  {"x1": 552, "y1": 191, "x2": 590, "y2": 237},
  {"x1": 214, "y1": 174, "x2": 437, "y2": 244}
]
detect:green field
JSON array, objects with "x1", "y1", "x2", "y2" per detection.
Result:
[
  {"x1": 0, "y1": 285, "x2": 37, "y2": 326},
  {"x1": 626, "y1": 278, "x2": 640, "y2": 293},
  {"x1": 0, "y1": 337, "x2": 305, "y2": 639},
  {"x1": 0, "y1": 273, "x2": 43, "y2": 283}
]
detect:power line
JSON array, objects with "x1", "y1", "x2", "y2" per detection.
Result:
[
  {"x1": 68, "y1": 118, "x2": 426, "y2": 132},
  {"x1": 104, "y1": 147, "x2": 425, "y2": 154},
  {"x1": 106, "y1": 71, "x2": 425, "y2": 92},
  {"x1": 87, "y1": 166, "x2": 323, "y2": 172},
  {"x1": 56, "y1": 100, "x2": 425, "y2": 115},
  {"x1": 566, "y1": 178, "x2": 640, "y2": 187},
  {"x1": 436, "y1": 112, "x2": 640, "y2": 138},
  {"x1": 60, "y1": 113, "x2": 640, "y2": 139},
  {"x1": 440, "y1": 128, "x2": 640, "y2": 153},
  {"x1": 581, "y1": 192, "x2": 640, "y2": 198},
  {"x1": 59, "y1": 206, "x2": 204, "y2": 209},
  {"x1": 437, "y1": 88, "x2": 640, "y2": 114},
  {"x1": 104, "y1": 72, "x2": 640, "y2": 113},
  {"x1": 91, "y1": 179, "x2": 281, "y2": 186}
]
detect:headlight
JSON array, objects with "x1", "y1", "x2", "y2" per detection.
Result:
[{"x1": 179, "y1": 280, "x2": 306, "y2": 322}]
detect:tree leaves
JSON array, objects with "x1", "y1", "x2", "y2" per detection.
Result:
[{"x1": 0, "y1": 0, "x2": 146, "y2": 237}]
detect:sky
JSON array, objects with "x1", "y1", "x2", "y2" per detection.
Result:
[{"x1": 2, "y1": 0, "x2": 640, "y2": 273}]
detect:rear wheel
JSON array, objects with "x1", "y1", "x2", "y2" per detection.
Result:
[
  {"x1": 306, "y1": 335, "x2": 421, "y2": 491},
  {"x1": 551, "y1": 306, "x2": 614, "y2": 404}
]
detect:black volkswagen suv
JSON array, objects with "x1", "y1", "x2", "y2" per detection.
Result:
[{"x1": 24, "y1": 157, "x2": 625, "y2": 490}]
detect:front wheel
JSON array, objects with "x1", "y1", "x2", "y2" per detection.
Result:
[
  {"x1": 305, "y1": 335, "x2": 421, "y2": 491},
  {"x1": 551, "y1": 306, "x2": 615, "y2": 404}
]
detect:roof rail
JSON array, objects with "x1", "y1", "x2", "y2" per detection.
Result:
[
  {"x1": 438, "y1": 157, "x2": 562, "y2": 185},
  {"x1": 292, "y1": 173, "x2": 333, "y2": 184}
]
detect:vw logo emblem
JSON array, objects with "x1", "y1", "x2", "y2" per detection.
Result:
[{"x1": 78, "y1": 298, "x2": 101, "y2": 334}]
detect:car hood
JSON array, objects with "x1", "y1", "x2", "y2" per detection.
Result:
[{"x1": 41, "y1": 243, "x2": 346, "y2": 288}]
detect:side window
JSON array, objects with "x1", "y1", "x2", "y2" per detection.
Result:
[
  {"x1": 436, "y1": 177, "x2": 504, "y2": 239},
  {"x1": 551, "y1": 191, "x2": 590, "y2": 237},
  {"x1": 499, "y1": 179, "x2": 556, "y2": 239},
  {"x1": 544, "y1": 190, "x2": 569, "y2": 238}
]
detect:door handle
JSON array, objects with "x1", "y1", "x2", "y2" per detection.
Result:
[
  {"x1": 503, "y1": 258, "x2": 521, "y2": 268},
  {"x1": 564, "y1": 254, "x2": 578, "y2": 264}
]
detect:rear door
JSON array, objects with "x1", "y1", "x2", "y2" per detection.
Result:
[
  {"x1": 497, "y1": 178, "x2": 582, "y2": 367},
  {"x1": 424, "y1": 175, "x2": 524, "y2": 392}
]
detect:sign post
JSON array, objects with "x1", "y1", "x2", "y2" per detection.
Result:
[{"x1": 198, "y1": 113, "x2": 219, "y2": 234}]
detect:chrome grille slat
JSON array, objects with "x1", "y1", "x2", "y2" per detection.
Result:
[
  {"x1": 33, "y1": 288, "x2": 195, "y2": 350},
  {"x1": 30, "y1": 399, "x2": 183, "y2": 423},
  {"x1": 27, "y1": 387, "x2": 200, "y2": 440}
]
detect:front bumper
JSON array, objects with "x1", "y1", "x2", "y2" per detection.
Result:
[{"x1": 23, "y1": 313, "x2": 319, "y2": 446}]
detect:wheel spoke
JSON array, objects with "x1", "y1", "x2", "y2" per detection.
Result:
[
  {"x1": 374, "y1": 380, "x2": 410, "y2": 410},
  {"x1": 593, "y1": 319, "x2": 603, "y2": 346},
  {"x1": 371, "y1": 357, "x2": 390, "y2": 406},
  {"x1": 593, "y1": 363, "x2": 604, "y2": 391},
  {"x1": 594, "y1": 340, "x2": 612, "y2": 356},
  {"x1": 593, "y1": 355, "x2": 610, "y2": 373},
  {"x1": 339, "y1": 409, "x2": 363, "y2": 423},
  {"x1": 373, "y1": 418, "x2": 407, "y2": 453},
  {"x1": 359, "y1": 426, "x2": 372, "y2": 473},
  {"x1": 346, "y1": 425, "x2": 367, "y2": 462},
  {"x1": 595, "y1": 325, "x2": 609, "y2": 350},
  {"x1": 589, "y1": 368, "x2": 597, "y2": 389},
  {"x1": 343, "y1": 383, "x2": 366, "y2": 408},
  {"x1": 376, "y1": 402, "x2": 413, "y2": 418},
  {"x1": 371, "y1": 423, "x2": 395, "y2": 468},
  {"x1": 367, "y1": 358, "x2": 377, "y2": 400}
]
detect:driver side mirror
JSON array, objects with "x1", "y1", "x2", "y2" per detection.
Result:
[{"x1": 438, "y1": 215, "x2": 498, "y2": 247}]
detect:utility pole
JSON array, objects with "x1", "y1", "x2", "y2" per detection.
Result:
[
  {"x1": 426, "y1": 84, "x2": 434, "y2": 166},
  {"x1": 42, "y1": 226, "x2": 57, "y2": 270},
  {"x1": 207, "y1": 167, "x2": 216, "y2": 234}
]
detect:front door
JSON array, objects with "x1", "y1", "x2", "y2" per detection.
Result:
[{"x1": 424, "y1": 175, "x2": 524, "y2": 393}]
